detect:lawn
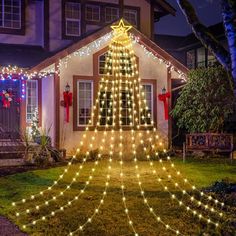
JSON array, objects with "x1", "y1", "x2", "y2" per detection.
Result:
[{"x1": 0, "y1": 158, "x2": 235, "y2": 236}]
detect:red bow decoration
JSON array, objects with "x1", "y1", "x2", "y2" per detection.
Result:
[
  {"x1": 158, "y1": 91, "x2": 170, "y2": 120},
  {"x1": 0, "y1": 90, "x2": 13, "y2": 108},
  {"x1": 63, "y1": 91, "x2": 73, "y2": 122}
]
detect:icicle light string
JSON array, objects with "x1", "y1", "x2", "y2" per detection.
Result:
[
  {"x1": 22, "y1": 76, "x2": 114, "y2": 229},
  {"x1": 126, "y1": 78, "x2": 183, "y2": 235}
]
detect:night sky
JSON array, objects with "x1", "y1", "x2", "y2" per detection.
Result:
[{"x1": 156, "y1": 0, "x2": 222, "y2": 35}]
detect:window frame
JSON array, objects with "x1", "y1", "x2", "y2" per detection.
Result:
[
  {"x1": 140, "y1": 83, "x2": 154, "y2": 126},
  {"x1": 123, "y1": 6, "x2": 140, "y2": 29},
  {"x1": 77, "y1": 79, "x2": 94, "y2": 127},
  {"x1": 85, "y1": 4, "x2": 100, "y2": 22},
  {"x1": 105, "y1": 6, "x2": 119, "y2": 23},
  {"x1": 62, "y1": 0, "x2": 81, "y2": 39},
  {"x1": 0, "y1": 0, "x2": 25, "y2": 35},
  {"x1": 26, "y1": 80, "x2": 38, "y2": 124}
]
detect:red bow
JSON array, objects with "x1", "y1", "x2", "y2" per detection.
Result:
[
  {"x1": 63, "y1": 91, "x2": 73, "y2": 122},
  {"x1": 158, "y1": 92, "x2": 170, "y2": 120}
]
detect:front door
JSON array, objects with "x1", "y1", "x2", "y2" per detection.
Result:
[{"x1": 0, "y1": 80, "x2": 21, "y2": 139}]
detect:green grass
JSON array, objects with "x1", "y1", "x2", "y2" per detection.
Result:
[{"x1": 0, "y1": 158, "x2": 235, "y2": 236}]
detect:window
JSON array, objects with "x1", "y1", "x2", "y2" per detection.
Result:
[
  {"x1": 207, "y1": 50, "x2": 217, "y2": 67},
  {"x1": 197, "y1": 47, "x2": 206, "y2": 68},
  {"x1": 186, "y1": 50, "x2": 195, "y2": 69},
  {"x1": 65, "y1": 2, "x2": 81, "y2": 36},
  {"x1": 77, "y1": 81, "x2": 93, "y2": 126},
  {"x1": 140, "y1": 84, "x2": 153, "y2": 125},
  {"x1": 120, "y1": 84, "x2": 134, "y2": 126},
  {"x1": 99, "y1": 82, "x2": 113, "y2": 126},
  {"x1": 0, "y1": 0, "x2": 21, "y2": 29},
  {"x1": 99, "y1": 52, "x2": 112, "y2": 75},
  {"x1": 105, "y1": 7, "x2": 119, "y2": 23},
  {"x1": 26, "y1": 80, "x2": 38, "y2": 123},
  {"x1": 85, "y1": 4, "x2": 100, "y2": 22},
  {"x1": 124, "y1": 8, "x2": 138, "y2": 27}
]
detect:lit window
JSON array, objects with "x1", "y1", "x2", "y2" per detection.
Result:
[
  {"x1": 186, "y1": 50, "x2": 195, "y2": 69},
  {"x1": 140, "y1": 84, "x2": 153, "y2": 125},
  {"x1": 26, "y1": 80, "x2": 38, "y2": 123},
  {"x1": 121, "y1": 83, "x2": 134, "y2": 126},
  {"x1": 124, "y1": 8, "x2": 138, "y2": 27},
  {"x1": 65, "y1": 2, "x2": 81, "y2": 36},
  {"x1": 99, "y1": 52, "x2": 112, "y2": 75},
  {"x1": 99, "y1": 82, "x2": 113, "y2": 126},
  {"x1": 85, "y1": 4, "x2": 100, "y2": 22},
  {"x1": 207, "y1": 50, "x2": 217, "y2": 67},
  {"x1": 77, "y1": 81, "x2": 93, "y2": 126},
  {"x1": 105, "y1": 7, "x2": 119, "y2": 23},
  {"x1": 0, "y1": 0, "x2": 21, "y2": 29},
  {"x1": 197, "y1": 47, "x2": 206, "y2": 68}
]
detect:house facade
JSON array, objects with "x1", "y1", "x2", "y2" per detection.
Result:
[{"x1": 0, "y1": 0, "x2": 188, "y2": 155}]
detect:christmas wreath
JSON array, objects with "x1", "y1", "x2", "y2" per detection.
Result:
[{"x1": 0, "y1": 89, "x2": 13, "y2": 108}]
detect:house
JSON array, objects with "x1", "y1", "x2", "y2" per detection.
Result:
[
  {"x1": 155, "y1": 22, "x2": 236, "y2": 145},
  {"x1": 0, "y1": 0, "x2": 188, "y2": 155}
]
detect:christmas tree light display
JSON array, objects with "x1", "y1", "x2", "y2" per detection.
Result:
[{"x1": 11, "y1": 20, "x2": 227, "y2": 235}]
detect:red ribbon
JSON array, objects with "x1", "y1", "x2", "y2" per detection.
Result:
[
  {"x1": 158, "y1": 92, "x2": 170, "y2": 120},
  {"x1": 0, "y1": 91, "x2": 12, "y2": 108},
  {"x1": 63, "y1": 91, "x2": 72, "y2": 122}
]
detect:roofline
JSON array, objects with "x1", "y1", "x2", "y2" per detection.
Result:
[
  {"x1": 30, "y1": 19, "x2": 187, "y2": 74},
  {"x1": 154, "y1": 0, "x2": 176, "y2": 16}
]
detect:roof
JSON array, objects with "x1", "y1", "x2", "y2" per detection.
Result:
[
  {"x1": 155, "y1": 22, "x2": 225, "y2": 51},
  {"x1": 30, "y1": 19, "x2": 188, "y2": 74},
  {"x1": 0, "y1": 44, "x2": 52, "y2": 68},
  {"x1": 152, "y1": 0, "x2": 176, "y2": 18}
]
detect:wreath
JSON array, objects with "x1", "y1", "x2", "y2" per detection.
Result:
[{"x1": 0, "y1": 89, "x2": 13, "y2": 108}]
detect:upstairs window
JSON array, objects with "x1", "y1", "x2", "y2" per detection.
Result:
[
  {"x1": 0, "y1": 0, "x2": 21, "y2": 29},
  {"x1": 196, "y1": 47, "x2": 206, "y2": 68},
  {"x1": 186, "y1": 50, "x2": 195, "y2": 69},
  {"x1": 85, "y1": 4, "x2": 100, "y2": 22},
  {"x1": 65, "y1": 2, "x2": 81, "y2": 36},
  {"x1": 105, "y1": 7, "x2": 119, "y2": 23},
  {"x1": 124, "y1": 8, "x2": 138, "y2": 27}
]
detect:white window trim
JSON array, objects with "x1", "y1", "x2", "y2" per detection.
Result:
[
  {"x1": 105, "y1": 6, "x2": 119, "y2": 23},
  {"x1": 124, "y1": 8, "x2": 138, "y2": 27},
  {"x1": 0, "y1": 0, "x2": 21, "y2": 29},
  {"x1": 85, "y1": 4, "x2": 100, "y2": 22},
  {"x1": 77, "y1": 80, "x2": 93, "y2": 127},
  {"x1": 140, "y1": 83, "x2": 154, "y2": 126},
  {"x1": 98, "y1": 52, "x2": 113, "y2": 76},
  {"x1": 26, "y1": 80, "x2": 38, "y2": 124},
  {"x1": 66, "y1": 18, "x2": 81, "y2": 37}
]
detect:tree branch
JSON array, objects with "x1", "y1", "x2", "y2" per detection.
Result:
[
  {"x1": 176, "y1": 0, "x2": 231, "y2": 72},
  {"x1": 221, "y1": 0, "x2": 236, "y2": 82}
]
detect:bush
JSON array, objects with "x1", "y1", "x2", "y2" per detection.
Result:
[{"x1": 172, "y1": 66, "x2": 235, "y2": 133}]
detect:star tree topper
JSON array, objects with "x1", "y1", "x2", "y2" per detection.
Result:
[{"x1": 111, "y1": 19, "x2": 132, "y2": 38}]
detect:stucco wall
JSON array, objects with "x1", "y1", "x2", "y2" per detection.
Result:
[
  {"x1": 42, "y1": 75, "x2": 56, "y2": 146},
  {"x1": 58, "y1": 37, "x2": 169, "y2": 155},
  {"x1": 0, "y1": 1, "x2": 43, "y2": 46}
]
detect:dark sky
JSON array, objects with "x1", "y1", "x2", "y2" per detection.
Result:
[{"x1": 156, "y1": 0, "x2": 222, "y2": 36}]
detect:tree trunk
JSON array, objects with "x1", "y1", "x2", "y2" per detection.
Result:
[
  {"x1": 176, "y1": 0, "x2": 231, "y2": 72},
  {"x1": 221, "y1": 0, "x2": 236, "y2": 84}
]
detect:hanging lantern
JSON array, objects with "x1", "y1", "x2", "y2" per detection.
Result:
[
  {"x1": 158, "y1": 87, "x2": 170, "y2": 120},
  {"x1": 62, "y1": 83, "x2": 73, "y2": 123}
]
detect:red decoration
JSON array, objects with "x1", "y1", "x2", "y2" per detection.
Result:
[
  {"x1": 0, "y1": 90, "x2": 13, "y2": 108},
  {"x1": 63, "y1": 91, "x2": 73, "y2": 122},
  {"x1": 158, "y1": 91, "x2": 170, "y2": 120}
]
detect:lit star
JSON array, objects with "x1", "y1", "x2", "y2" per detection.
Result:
[{"x1": 111, "y1": 19, "x2": 132, "y2": 35}]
